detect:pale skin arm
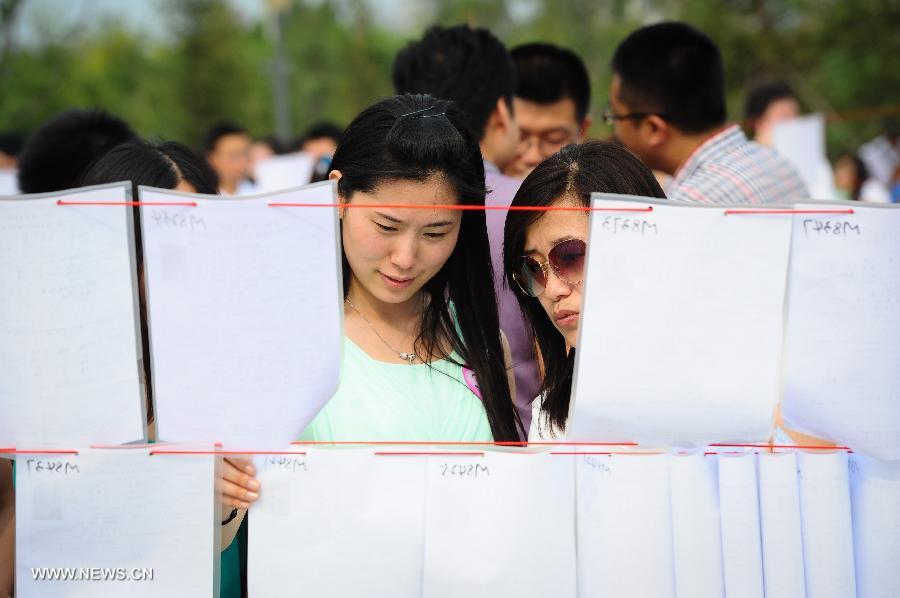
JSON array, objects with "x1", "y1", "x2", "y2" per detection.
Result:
[
  {"x1": 772, "y1": 405, "x2": 836, "y2": 448},
  {"x1": 0, "y1": 459, "x2": 14, "y2": 598}
]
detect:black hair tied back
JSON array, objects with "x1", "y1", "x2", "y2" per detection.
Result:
[{"x1": 386, "y1": 102, "x2": 468, "y2": 171}]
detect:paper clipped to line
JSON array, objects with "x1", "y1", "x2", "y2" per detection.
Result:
[
  {"x1": 782, "y1": 202, "x2": 900, "y2": 460},
  {"x1": 140, "y1": 182, "x2": 343, "y2": 448},
  {"x1": 0, "y1": 183, "x2": 145, "y2": 446},
  {"x1": 568, "y1": 196, "x2": 791, "y2": 445},
  {"x1": 15, "y1": 446, "x2": 217, "y2": 597}
]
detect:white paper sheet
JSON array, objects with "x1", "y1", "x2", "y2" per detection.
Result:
[
  {"x1": 797, "y1": 451, "x2": 856, "y2": 598},
  {"x1": 782, "y1": 203, "x2": 900, "y2": 459},
  {"x1": 669, "y1": 452, "x2": 724, "y2": 598},
  {"x1": 248, "y1": 448, "x2": 427, "y2": 598},
  {"x1": 140, "y1": 183, "x2": 343, "y2": 448},
  {"x1": 15, "y1": 446, "x2": 216, "y2": 597},
  {"x1": 253, "y1": 153, "x2": 315, "y2": 192},
  {"x1": 758, "y1": 452, "x2": 806, "y2": 598},
  {"x1": 569, "y1": 197, "x2": 791, "y2": 445},
  {"x1": 718, "y1": 452, "x2": 764, "y2": 598},
  {"x1": 0, "y1": 169, "x2": 18, "y2": 195},
  {"x1": 772, "y1": 114, "x2": 837, "y2": 200},
  {"x1": 577, "y1": 452, "x2": 675, "y2": 598},
  {"x1": 423, "y1": 451, "x2": 575, "y2": 598},
  {"x1": 849, "y1": 454, "x2": 900, "y2": 598},
  {"x1": 0, "y1": 184, "x2": 145, "y2": 446}
]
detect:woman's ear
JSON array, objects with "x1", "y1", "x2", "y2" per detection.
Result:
[{"x1": 329, "y1": 170, "x2": 345, "y2": 218}]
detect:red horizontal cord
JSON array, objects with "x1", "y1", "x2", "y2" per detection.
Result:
[
  {"x1": 709, "y1": 443, "x2": 850, "y2": 450},
  {"x1": 550, "y1": 451, "x2": 613, "y2": 455},
  {"x1": 50, "y1": 201, "x2": 859, "y2": 218},
  {"x1": 724, "y1": 209, "x2": 854, "y2": 215},
  {"x1": 0, "y1": 447, "x2": 854, "y2": 459},
  {"x1": 289, "y1": 440, "x2": 638, "y2": 446},
  {"x1": 150, "y1": 450, "x2": 307, "y2": 456},
  {"x1": 56, "y1": 200, "x2": 198, "y2": 207},
  {"x1": 269, "y1": 202, "x2": 654, "y2": 212},
  {"x1": 374, "y1": 451, "x2": 484, "y2": 456},
  {"x1": 0, "y1": 449, "x2": 79, "y2": 455}
]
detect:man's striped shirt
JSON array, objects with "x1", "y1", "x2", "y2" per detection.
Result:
[{"x1": 668, "y1": 125, "x2": 809, "y2": 205}]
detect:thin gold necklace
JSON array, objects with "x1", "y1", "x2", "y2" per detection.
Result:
[{"x1": 345, "y1": 297, "x2": 420, "y2": 364}]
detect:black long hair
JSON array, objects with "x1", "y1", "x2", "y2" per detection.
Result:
[
  {"x1": 80, "y1": 138, "x2": 218, "y2": 427},
  {"x1": 332, "y1": 93, "x2": 523, "y2": 441},
  {"x1": 502, "y1": 140, "x2": 666, "y2": 436}
]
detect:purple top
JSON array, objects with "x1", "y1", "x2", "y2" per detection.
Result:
[{"x1": 485, "y1": 171, "x2": 540, "y2": 435}]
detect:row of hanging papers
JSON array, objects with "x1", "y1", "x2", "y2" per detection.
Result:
[
  {"x1": 15, "y1": 446, "x2": 896, "y2": 598},
  {"x1": 1, "y1": 182, "x2": 898, "y2": 597}
]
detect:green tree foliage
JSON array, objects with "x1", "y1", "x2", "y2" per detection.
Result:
[{"x1": 0, "y1": 0, "x2": 896, "y2": 157}]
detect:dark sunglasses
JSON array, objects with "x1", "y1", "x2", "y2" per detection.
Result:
[{"x1": 513, "y1": 238, "x2": 587, "y2": 298}]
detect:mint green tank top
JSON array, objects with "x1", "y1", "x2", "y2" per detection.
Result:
[{"x1": 299, "y1": 337, "x2": 493, "y2": 442}]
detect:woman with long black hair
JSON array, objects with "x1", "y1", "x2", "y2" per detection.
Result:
[
  {"x1": 502, "y1": 140, "x2": 666, "y2": 439},
  {"x1": 221, "y1": 94, "x2": 522, "y2": 512}
]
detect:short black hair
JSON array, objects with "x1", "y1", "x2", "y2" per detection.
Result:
[
  {"x1": 202, "y1": 122, "x2": 248, "y2": 155},
  {"x1": 612, "y1": 22, "x2": 726, "y2": 134},
  {"x1": 301, "y1": 121, "x2": 343, "y2": 144},
  {"x1": 0, "y1": 131, "x2": 26, "y2": 157},
  {"x1": 392, "y1": 24, "x2": 516, "y2": 141},
  {"x1": 745, "y1": 80, "x2": 797, "y2": 123},
  {"x1": 511, "y1": 42, "x2": 591, "y2": 122},
  {"x1": 17, "y1": 109, "x2": 136, "y2": 193},
  {"x1": 81, "y1": 138, "x2": 219, "y2": 197},
  {"x1": 253, "y1": 134, "x2": 287, "y2": 155}
]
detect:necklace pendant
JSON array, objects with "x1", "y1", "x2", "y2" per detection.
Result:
[{"x1": 399, "y1": 352, "x2": 417, "y2": 364}]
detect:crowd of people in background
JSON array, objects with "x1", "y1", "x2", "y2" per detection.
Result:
[
  {"x1": 1, "y1": 27, "x2": 897, "y2": 204},
  {"x1": 1, "y1": 18, "x2": 898, "y2": 598}
]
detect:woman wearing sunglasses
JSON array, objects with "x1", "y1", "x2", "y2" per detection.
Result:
[
  {"x1": 503, "y1": 140, "x2": 665, "y2": 439},
  {"x1": 219, "y1": 94, "x2": 523, "y2": 533}
]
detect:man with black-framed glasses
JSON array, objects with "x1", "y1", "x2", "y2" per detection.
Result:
[{"x1": 608, "y1": 22, "x2": 807, "y2": 205}]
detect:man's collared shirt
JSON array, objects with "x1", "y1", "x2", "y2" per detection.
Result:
[
  {"x1": 483, "y1": 159, "x2": 501, "y2": 174},
  {"x1": 668, "y1": 125, "x2": 809, "y2": 205}
]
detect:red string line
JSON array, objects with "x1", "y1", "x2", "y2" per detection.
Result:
[
  {"x1": 88, "y1": 443, "x2": 155, "y2": 450},
  {"x1": 149, "y1": 450, "x2": 307, "y2": 456},
  {"x1": 724, "y1": 209, "x2": 854, "y2": 215},
  {"x1": 268, "y1": 203, "x2": 654, "y2": 212},
  {"x1": 709, "y1": 443, "x2": 850, "y2": 450},
  {"x1": 374, "y1": 451, "x2": 484, "y2": 456},
  {"x1": 0, "y1": 449, "x2": 80, "y2": 455},
  {"x1": 290, "y1": 441, "x2": 637, "y2": 446},
  {"x1": 0, "y1": 446, "x2": 853, "y2": 456},
  {"x1": 50, "y1": 201, "x2": 861, "y2": 218},
  {"x1": 550, "y1": 452, "x2": 613, "y2": 456},
  {"x1": 56, "y1": 200, "x2": 198, "y2": 207}
]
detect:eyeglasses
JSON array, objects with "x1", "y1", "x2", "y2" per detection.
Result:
[
  {"x1": 513, "y1": 238, "x2": 587, "y2": 298},
  {"x1": 518, "y1": 127, "x2": 578, "y2": 155},
  {"x1": 602, "y1": 103, "x2": 668, "y2": 126}
]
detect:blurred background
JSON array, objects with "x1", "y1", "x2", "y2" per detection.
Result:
[{"x1": 1, "y1": 0, "x2": 898, "y2": 156}]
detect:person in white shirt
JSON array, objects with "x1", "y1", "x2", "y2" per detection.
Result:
[
  {"x1": 834, "y1": 153, "x2": 892, "y2": 203},
  {"x1": 858, "y1": 119, "x2": 900, "y2": 188}
]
